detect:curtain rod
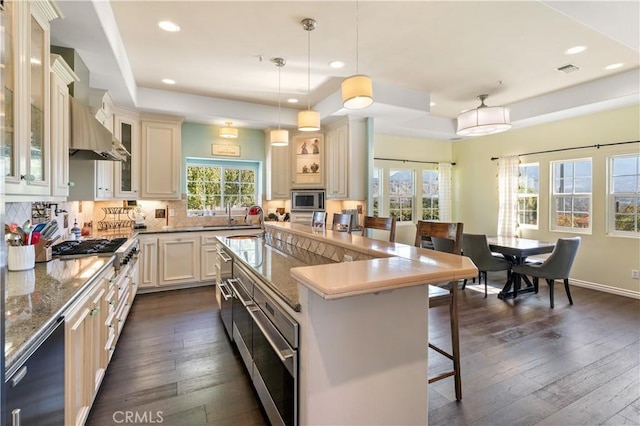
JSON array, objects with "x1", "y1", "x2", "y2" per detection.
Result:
[
  {"x1": 490, "y1": 140, "x2": 639, "y2": 161},
  {"x1": 374, "y1": 157, "x2": 456, "y2": 166}
]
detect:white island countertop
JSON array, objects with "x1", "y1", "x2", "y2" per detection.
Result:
[{"x1": 266, "y1": 222, "x2": 477, "y2": 299}]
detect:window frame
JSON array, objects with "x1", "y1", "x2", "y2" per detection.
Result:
[
  {"x1": 549, "y1": 157, "x2": 592, "y2": 234},
  {"x1": 517, "y1": 162, "x2": 539, "y2": 230},
  {"x1": 607, "y1": 153, "x2": 640, "y2": 237},
  {"x1": 186, "y1": 158, "x2": 261, "y2": 216},
  {"x1": 421, "y1": 169, "x2": 439, "y2": 221},
  {"x1": 388, "y1": 168, "x2": 415, "y2": 222}
]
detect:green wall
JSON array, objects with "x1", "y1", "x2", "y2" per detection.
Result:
[
  {"x1": 180, "y1": 122, "x2": 266, "y2": 194},
  {"x1": 374, "y1": 105, "x2": 640, "y2": 295}
]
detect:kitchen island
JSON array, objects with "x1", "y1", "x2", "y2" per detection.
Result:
[{"x1": 219, "y1": 222, "x2": 477, "y2": 425}]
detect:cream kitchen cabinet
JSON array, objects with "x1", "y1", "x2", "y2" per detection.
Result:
[
  {"x1": 139, "y1": 235, "x2": 159, "y2": 288},
  {"x1": 325, "y1": 116, "x2": 367, "y2": 201},
  {"x1": 65, "y1": 264, "x2": 115, "y2": 426},
  {"x1": 5, "y1": 0, "x2": 61, "y2": 199},
  {"x1": 140, "y1": 114, "x2": 183, "y2": 200},
  {"x1": 68, "y1": 159, "x2": 114, "y2": 201},
  {"x1": 158, "y1": 233, "x2": 201, "y2": 286},
  {"x1": 50, "y1": 54, "x2": 78, "y2": 198},
  {"x1": 113, "y1": 108, "x2": 140, "y2": 199},
  {"x1": 291, "y1": 132, "x2": 324, "y2": 188},
  {"x1": 265, "y1": 128, "x2": 291, "y2": 200}
]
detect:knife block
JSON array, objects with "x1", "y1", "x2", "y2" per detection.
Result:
[{"x1": 35, "y1": 238, "x2": 52, "y2": 263}]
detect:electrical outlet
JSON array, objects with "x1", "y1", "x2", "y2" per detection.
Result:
[
  {"x1": 632, "y1": 270, "x2": 640, "y2": 279},
  {"x1": 169, "y1": 209, "x2": 175, "y2": 217},
  {"x1": 343, "y1": 254, "x2": 353, "y2": 262},
  {"x1": 155, "y1": 209, "x2": 166, "y2": 219}
]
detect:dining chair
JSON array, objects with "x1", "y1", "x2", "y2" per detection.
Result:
[
  {"x1": 331, "y1": 213, "x2": 354, "y2": 233},
  {"x1": 414, "y1": 220, "x2": 463, "y2": 255},
  {"x1": 511, "y1": 237, "x2": 581, "y2": 308},
  {"x1": 461, "y1": 233, "x2": 513, "y2": 298},
  {"x1": 414, "y1": 220, "x2": 464, "y2": 400},
  {"x1": 311, "y1": 211, "x2": 327, "y2": 229},
  {"x1": 362, "y1": 215, "x2": 397, "y2": 242}
]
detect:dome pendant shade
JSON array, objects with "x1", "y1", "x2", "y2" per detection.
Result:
[
  {"x1": 270, "y1": 129, "x2": 289, "y2": 146},
  {"x1": 297, "y1": 110, "x2": 320, "y2": 132},
  {"x1": 456, "y1": 94, "x2": 511, "y2": 136},
  {"x1": 341, "y1": 74, "x2": 373, "y2": 109},
  {"x1": 219, "y1": 121, "x2": 238, "y2": 138}
]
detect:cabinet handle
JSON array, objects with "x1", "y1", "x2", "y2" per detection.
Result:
[
  {"x1": 12, "y1": 408, "x2": 21, "y2": 426},
  {"x1": 68, "y1": 182, "x2": 75, "y2": 187},
  {"x1": 91, "y1": 308, "x2": 100, "y2": 316},
  {"x1": 109, "y1": 300, "x2": 115, "y2": 306},
  {"x1": 20, "y1": 174, "x2": 35, "y2": 183}
]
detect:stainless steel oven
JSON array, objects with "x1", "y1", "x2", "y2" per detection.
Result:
[
  {"x1": 216, "y1": 245, "x2": 233, "y2": 339},
  {"x1": 228, "y1": 263, "x2": 255, "y2": 376},
  {"x1": 251, "y1": 285, "x2": 298, "y2": 426},
  {"x1": 291, "y1": 189, "x2": 325, "y2": 212}
]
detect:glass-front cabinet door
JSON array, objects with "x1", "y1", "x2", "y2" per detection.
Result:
[
  {"x1": 292, "y1": 133, "x2": 324, "y2": 188},
  {"x1": 114, "y1": 110, "x2": 140, "y2": 199},
  {"x1": 5, "y1": 0, "x2": 60, "y2": 197},
  {"x1": 4, "y1": 0, "x2": 17, "y2": 182}
]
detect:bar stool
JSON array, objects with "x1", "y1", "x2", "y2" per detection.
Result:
[
  {"x1": 331, "y1": 213, "x2": 354, "y2": 233},
  {"x1": 415, "y1": 220, "x2": 464, "y2": 400},
  {"x1": 362, "y1": 216, "x2": 397, "y2": 242}
]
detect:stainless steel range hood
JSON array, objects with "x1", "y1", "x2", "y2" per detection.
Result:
[{"x1": 69, "y1": 96, "x2": 129, "y2": 161}]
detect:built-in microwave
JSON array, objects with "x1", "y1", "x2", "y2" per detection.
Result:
[{"x1": 291, "y1": 189, "x2": 325, "y2": 212}]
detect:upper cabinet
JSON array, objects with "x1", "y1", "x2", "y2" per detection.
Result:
[
  {"x1": 140, "y1": 114, "x2": 183, "y2": 200},
  {"x1": 291, "y1": 132, "x2": 324, "y2": 189},
  {"x1": 113, "y1": 107, "x2": 140, "y2": 199},
  {"x1": 50, "y1": 54, "x2": 79, "y2": 198},
  {"x1": 265, "y1": 128, "x2": 291, "y2": 200},
  {"x1": 325, "y1": 116, "x2": 367, "y2": 201},
  {"x1": 5, "y1": 0, "x2": 61, "y2": 199}
]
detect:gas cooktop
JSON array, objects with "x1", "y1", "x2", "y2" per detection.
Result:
[{"x1": 52, "y1": 238, "x2": 128, "y2": 257}]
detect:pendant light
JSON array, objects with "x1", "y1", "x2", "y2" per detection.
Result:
[
  {"x1": 219, "y1": 121, "x2": 238, "y2": 139},
  {"x1": 298, "y1": 18, "x2": 320, "y2": 132},
  {"x1": 456, "y1": 94, "x2": 511, "y2": 137},
  {"x1": 341, "y1": 0, "x2": 373, "y2": 109},
  {"x1": 270, "y1": 57, "x2": 289, "y2": 146}
]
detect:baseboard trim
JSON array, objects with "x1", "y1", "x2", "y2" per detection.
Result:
[{"x1": 569, "y1": 278, "x2": 640, "y2": 299}]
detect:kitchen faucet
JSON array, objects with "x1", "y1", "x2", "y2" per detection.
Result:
[{"x1": 227, "y1": 201, "x2": 233, "y2": 226}]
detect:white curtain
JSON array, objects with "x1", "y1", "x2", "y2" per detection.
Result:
[
  {"x1": 438, "y1": 163, "x2": 452, "y2": 221},
  {"x1": 497, "y1": 156, "x2": 519, "y2": 237}
]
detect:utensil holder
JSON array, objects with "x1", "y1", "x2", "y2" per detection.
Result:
[
  {"x1": 7, "y1": 245, "x2": 36, "y2": 271},
  {"x1": 35, "y1": 238, "x2": 52, "y2": 263}
]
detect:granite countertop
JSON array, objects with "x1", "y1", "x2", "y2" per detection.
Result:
[
  {"x1": 5, "y1": 256, "x2": 114, "y2": 371},
  {"x1": 266, "y1": 222, "x2": 478, "y2": 300},
  {"x1": 217, "y1": 236, "x2": 335, "y2": 312}
]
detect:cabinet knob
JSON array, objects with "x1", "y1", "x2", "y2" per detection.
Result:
[
  {"x1": 20, "y1": 174, "x2": 35, "y2": 183},
  {"x1": 68, "y1": 182, "x2": 75, "y2": 187},
  {"x1": 90, "y1": 308, "x2": 100, "y2": 316}
]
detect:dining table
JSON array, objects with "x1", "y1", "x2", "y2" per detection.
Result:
[{"x1": 487, "y1": 236, "x2": 556, "y2": 299}]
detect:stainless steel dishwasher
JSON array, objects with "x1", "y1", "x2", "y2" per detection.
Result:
[{"x1": 5, "y1": 317, "x2": 65, "y2": 426}]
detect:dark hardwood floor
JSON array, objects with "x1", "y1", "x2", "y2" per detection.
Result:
[{"x1": 88, "y1": 276, "x2": 640, "y2": 426}]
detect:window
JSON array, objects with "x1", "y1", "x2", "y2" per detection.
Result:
[
  {"x1": 389, "y1": 169, "x2": 414, "y2": 222},
  {"x1": 422, "y1": 170, "x2": 439, "y2": 220},
  {"x1": 186, "y1": 159, "x2": 259, "y2": 215},
  {"x1": 372, "y1": 168, "x2": 381, "y2": 217},
  {"x1": 551, "y1": 158, "x2": 592, "y2": 231},
  {"x1": 609, "y1": 154, "x2": 640, "y2": 235},
  {"x1": 518, "y1": 163, "x2": 539, "y2": 228}
]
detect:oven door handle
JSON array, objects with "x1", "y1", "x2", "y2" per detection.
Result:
[
  {"x1": 217, "y1": 250, "x2": 232, "y2": 263},
  {"x1": 219, "y1": 281, "x2": 233, "y2": 301},
  {"x1": 227, "y1": 279, "x2": 253, "y2": 307},
  {"x1": 248, "y1": 306, "x2": 295, "y2": 363}
]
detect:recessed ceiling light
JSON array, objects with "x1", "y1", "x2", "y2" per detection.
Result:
[
  {"x1": 162, "y1": 78, "x2": 176, "y2": 85},
  {"x1": 564, "y1": 45, "x2": 587, "y2": 55},
  {"x1": 605, "y1": 62, "x2": 624, "y2": 70},
  {"x1": 430, "y1": 102, "x2": 436, "y2": 107},
  {"x1": 329, "y1": 61, "x2": 345, "y2": 69},
  {"x1": 287, "y1": 98, "x2": 299, "y2": 104},
  {"x1": 158, "y1": 21, "x2": 180, "y2": 32}
]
